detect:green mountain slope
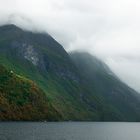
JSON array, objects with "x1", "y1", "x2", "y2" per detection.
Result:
[
  {"x1": 0, "y1": 24, "x2": 140, "y2": 121},
  {"x1": 0, "y1": 24, "x2": 99, "y2": 120},
  {"x1": 70, "y1": 52, "x2": 140, "y2": 121},
  {"x1": 0, "y1": 65, "x2": 61, "y2": 121}
]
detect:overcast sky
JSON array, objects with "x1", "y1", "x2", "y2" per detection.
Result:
[{"x1": 0, "y1": 0, "x2": 140, "y2": 92}]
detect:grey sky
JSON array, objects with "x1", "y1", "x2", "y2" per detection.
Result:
[{"x1": 0, "y1": 0, "x2": 140, "y2": 92}]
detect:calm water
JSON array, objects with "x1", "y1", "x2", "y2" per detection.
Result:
[{"x1": 0, "y1": 122, "x2": 140, "y2": 140}]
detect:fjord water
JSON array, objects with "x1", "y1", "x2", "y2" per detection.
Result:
[{"x1": 0, "y1": 122, "x2": 140, "y2": 140}]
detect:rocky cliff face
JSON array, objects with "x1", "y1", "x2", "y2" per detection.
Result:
[{"x1": 0, "y1": 25, "x2": 79, "y2": 81}]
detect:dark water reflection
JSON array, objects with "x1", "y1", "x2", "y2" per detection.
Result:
[{"x1": 0, "y1": 122, "x2": 140, "y2": 140}]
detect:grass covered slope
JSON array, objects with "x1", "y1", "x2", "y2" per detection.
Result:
[{"x1": 0, "y1": 65, "x2": 61, "y2": 121}]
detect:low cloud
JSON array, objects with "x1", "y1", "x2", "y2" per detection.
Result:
[{"x1": 0, "y1": 0, "x2": 140, "y2": 92}]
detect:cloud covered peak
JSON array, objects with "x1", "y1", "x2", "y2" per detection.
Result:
[{"x1": 1, "y1": 0, "x2": 140, "y2": 92}]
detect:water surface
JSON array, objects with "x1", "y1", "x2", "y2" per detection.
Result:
[{"x1": 0, "y1": 122, "x2": 140, "y2": 140}]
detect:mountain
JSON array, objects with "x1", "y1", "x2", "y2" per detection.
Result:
[
  {"x1": 70, "y1": 52, "x2": 140, "y2": 121},
  {"x1": 0, "y1": 24, "x2": 140, "y2": 121},
  {"x1": 0, "y1": 65, "x2": 61, "y2": 121},
  {"x1": 0, "y1": 24, "x2": 97, "y2": 120}
]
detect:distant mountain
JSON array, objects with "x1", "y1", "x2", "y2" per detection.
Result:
[
  {"x1": 70, "y1": 52, "x2": 140, "y2": 121},
  {"x1": 0, "y1": 24, "x2": 140, "y2": 121}
]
